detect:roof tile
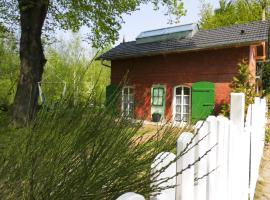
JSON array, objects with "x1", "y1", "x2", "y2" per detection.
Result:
[{"x1": 99, "y1": 20, "x2": 270, "y2": 60}]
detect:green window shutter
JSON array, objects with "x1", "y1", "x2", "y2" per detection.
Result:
[
  {"x1": 191, "y1": 82, "x2": 215, "y2": 122},
  {"x1": 106, "y1": 84, "x2": 120, "y2": 111}
]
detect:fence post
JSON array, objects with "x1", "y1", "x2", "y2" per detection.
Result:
[
  {"x1": 206, "y1": 116, "x2": 218, "y2": 200},
  {"x1": 230, "y1": 93, "x2": 245, "y2": 132},
  {"x1": 230, "y1": 93, "x2": 248, "y2": 200},
  {"x1": 249, "y1": 98, "x2": 267, "y2": 200},
  {"x1": 116, "y1": 192, "x2": 145, "y2": 200},
  {"x1": 176, "y1": 132, "x2": 195, "y2": 200},
  {"x1": 216, "y1": 116, "x2": 230, "y2": 200},
  {"x1": 150, "y1": 152, "x2": 176, "y2": 200}
]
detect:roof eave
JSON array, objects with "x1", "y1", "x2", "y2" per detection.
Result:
[{"x1": 99, "y1": 39, "x2": 267, "y2": 61}]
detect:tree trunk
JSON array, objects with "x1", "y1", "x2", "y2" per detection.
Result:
[{"x1": 12, "y1": 0, "x2": 48, "y2": 127}]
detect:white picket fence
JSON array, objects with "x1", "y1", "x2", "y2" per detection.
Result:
[{"x1": 116, "y1": 93, "x2": 267, "y2": 200}]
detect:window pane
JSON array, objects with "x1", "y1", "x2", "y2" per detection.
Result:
[
  {"x1": 124, "y1": 88, "x2": 129, "y2": 94},
  {"x1": 128, "y1": 94, "x2": 134, "y2": 102},
  {"x1": 158, "y1": 88, "x2": 164, "y2": 96},
  {"x1": 176, "y1": 87, "x2": 182, "y2": 95},
  {"x1": 129, "y1": 88, "x2": 134, "y2": 94},
  {"x1": 123, "y1": 95, "x2": 128, "y2": 103},
  {"x1": 175, "y1": 114, "x2": 181, "y2": 122},
  {"x1": 123, "y1": 103, "x2": 128, "y2": 110},
  {"x1": 176, "y1": 96, "x2": 181, "y2": 105},
  {"x1": 158, "y1": 97, "x2": 163, "y2": 105},
  {"x1": 129, "y1": 103, "x2": 134, "y2": 114},
  {"x1": 176, "y1": 105, "x2": 181, "y2": 113},
  {"x1": 183, "y1": 105, "x2": 189, "y2": 113},
  {"x1": 153, "y1": 88, "x2": 159, "y2": 96},
  {"x1": 184, "y1": 87, "x2": 190, "y2": 95},
  {"x1": 183, "y1": 96, "x2": 189, "y2": 104},
  {"x1": 183, "y1": 114, "x2": 189, "y2": 122},
  {"x1": 153, "y1": 97, "x2": 158, "y2": 105}
]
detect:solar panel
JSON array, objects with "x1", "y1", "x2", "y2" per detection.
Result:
[{"x1": 136, "y1": 23, "x2": 198, "y2": 44}]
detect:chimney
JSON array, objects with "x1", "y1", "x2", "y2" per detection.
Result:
[{"x1": 122, "y1": 35, "x2": 126, "y2": 43}]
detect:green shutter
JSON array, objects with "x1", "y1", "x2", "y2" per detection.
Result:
[
  {"x1": 106, "y1": 84, "x2": 120, "y2": 112},
  {"x1": 191, "y1": 82, "x2": 215, "y2": 122}
]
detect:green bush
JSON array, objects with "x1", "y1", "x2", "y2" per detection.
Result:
[{"x1": 0, "y1": 92, "x2": 189, "y2": 199}]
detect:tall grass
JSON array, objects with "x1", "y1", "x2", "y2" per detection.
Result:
[{"x1": 0, "y1": 92, "x2": 187, "y2": 199}]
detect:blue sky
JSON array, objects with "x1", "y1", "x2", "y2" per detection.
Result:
[
  {"x1": 116, "y1": 0, "x2": 220, "y2": 44},
  {"x1": 56, "y1": 0, "x2": 220, "y2": 52}
]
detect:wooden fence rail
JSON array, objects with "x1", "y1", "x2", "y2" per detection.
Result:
[{"x1": 116, "y1": 93, "x2": 267, "y2": 200}]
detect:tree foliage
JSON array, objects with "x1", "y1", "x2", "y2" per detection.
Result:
[
  {"x1": 43, "y1": 35, "x2": 110, "y2": 105},
  {"x1": 0, "y1": 34, "x2": 110, "y2": 110},
  {"x1": 230, "y1": 60, "x2": 255, "y2": 106},
  {"x1": 199, "y1": 0, "x2": 267, "y2": 30},
  {"x1": 220, "y1": 60, "x2": 256, "y2": 116},
  {"x1": 0, "y1": 0, "x2": 185, "y2": 47},
  {"x1": 220, "y1": 60, "x2": 255, "y2": 115},
  {"x1": 0, "y1": 34, "x2": 19, "y2": 111}
]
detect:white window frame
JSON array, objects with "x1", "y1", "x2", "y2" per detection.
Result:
[
  {"x1": 172, "y1": 85, "x2": 191, "y2": 123},
  {"x1": 121, "y1": 86, "x2": 134, "y2": 118}
]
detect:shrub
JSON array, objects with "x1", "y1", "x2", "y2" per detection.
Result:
[
  {"x1": 220, "y1": 60, "x2": 255, "y2": 116},
  {"x1": 0, "y1": 93, "x2": 189, "y2": 199}
]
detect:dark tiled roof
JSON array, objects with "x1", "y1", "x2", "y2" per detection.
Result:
[{"x1": 98, "y1": 20, "x2": 270, "y2": 60}]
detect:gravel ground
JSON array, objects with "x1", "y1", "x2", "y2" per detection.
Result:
[{"x1": 254, "y1": 144, "x2": 270, "y2": 200}]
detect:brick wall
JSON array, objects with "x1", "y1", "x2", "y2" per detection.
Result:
[{"x1": 111, "y1": 46, "x2": 252, "y2": 120}]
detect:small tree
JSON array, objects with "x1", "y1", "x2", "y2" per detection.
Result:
[
  {"x1": 220, "y1": 60, "x2": 255, "y2": 116},
  {"x1": 230, "y1": 60, "x2": 256, "y2": 106}
]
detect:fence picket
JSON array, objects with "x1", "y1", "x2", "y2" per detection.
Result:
[
  {"x1": 216, "y1": 116, "x2": 230, "y2": 200},
  {"x1": 150, "y1": 152, "x2": 176, "y2": 200},
  {"x1": 116, "y1": 93, "x2": 267, "y2": 200},
  {"x1": 116, "y1": 192, "x2": 145, "y2": 200},
  {"x1": 176, "y1": 132, "x2": 195, "y2": 200},
  {"x1": 206, "y1": 116, "x2": 218, "y2": 200},
  {"x1": 194, "y1": 121, "x2": 208, "y2": 200}
]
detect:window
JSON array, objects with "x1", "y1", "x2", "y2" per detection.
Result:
[
  {"x1": 174, "y1": 86, "x2": 191, "y2": 122},
  {"x1": 152, "y1": 87, "x2": 165, "y2": 106},
  {"x1": 122, "y1": 86, "x2": 134, "y2": 117}
]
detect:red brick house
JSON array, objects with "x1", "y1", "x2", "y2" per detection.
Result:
[{"x1": 99, "y1": 21, "x2": 269, "y2": 123}]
